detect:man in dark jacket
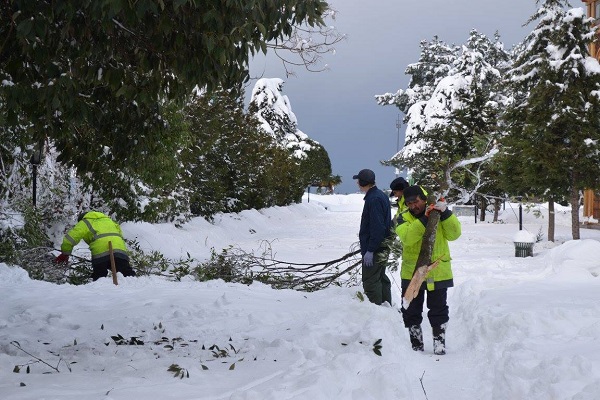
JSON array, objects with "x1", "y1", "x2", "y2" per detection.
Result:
[{"x1": 354, "y1": 168, "x2": 392, "y2": 305}]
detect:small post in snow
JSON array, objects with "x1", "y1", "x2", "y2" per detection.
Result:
[{"x1": 519, "y1": 203, "x2": 523, "y2": 231}]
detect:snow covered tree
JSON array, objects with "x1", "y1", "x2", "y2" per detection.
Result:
[
  {"x1": 499, "y1": 0, "x2": 600, "y2": 240},
  {"x1": 376, "y1": 36, "x2": 459, "y2": 115},
  {"x1": 248, "y1": 78, "x2": 333, "y2": 198},
  {"x1": 182, "y1": 89, "x2": 302, "y2": 218},
  {"x1": 379, "y1": 31, "x2": 511, "y2": 201}
]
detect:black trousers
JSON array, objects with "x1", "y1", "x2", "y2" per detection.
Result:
[
  {"x1": 361, "y1": 250, "x2": 392, "y2": 306},
  {"x1": 401, "y1": 284, "x2": 448, "y2": 328},
  {"x1": 92, "y1": 257, "x2": 136, "y2": 281}
]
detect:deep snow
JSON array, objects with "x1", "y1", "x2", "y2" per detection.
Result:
[{"x1": 2, "y1": 194, "x2": 600, "y2": 400}]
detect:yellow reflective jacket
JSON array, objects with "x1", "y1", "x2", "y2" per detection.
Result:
[
  {"x1": 395, "y1": 208, "x2": 461, "y2": 290},
  {"x1": 61, "y1": 211, "x2": 129, "y2": 261}
]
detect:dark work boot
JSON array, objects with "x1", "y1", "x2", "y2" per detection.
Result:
[
  {"x1": 432, "y1": 324, "x2": 446, "y2": 355},
  {"x1": 408, "y1": 325, "x2": 424, "y2": 351}
]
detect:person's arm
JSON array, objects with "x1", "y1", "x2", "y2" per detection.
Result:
[
  {"x1": 440, "y1": 212, "x2": 461, "y2": 241},
  {"x1": 60, "y1": 220, "x2": 89, "y2": 254},
  {"x1": 367, "y1": 198, "x2": 388, "y2": 251},
  {"x1": 395, "y1": 212, "x2": 426, "y2": 246}
]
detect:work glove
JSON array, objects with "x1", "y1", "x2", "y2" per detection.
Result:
[
  {"x1": 433, "y1": 198, "x2": 447, "y2": 213},
  {"x1": 425, "y1": 198, "x2": 447, "y2": 216},
  {"x1": 55, "y1": 253, "x2": 69, "y2": 264},
  {"x1": 363, "y1": 251, "x2": 374, "y2": 267}
]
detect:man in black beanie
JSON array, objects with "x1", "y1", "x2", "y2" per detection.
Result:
[{"x1": 353, "y1": 168, "x2": 392, "y2": 305}]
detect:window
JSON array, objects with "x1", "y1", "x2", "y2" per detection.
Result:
[{"x1": 596, "y1": 1, "x2": 600, "y2": 19}]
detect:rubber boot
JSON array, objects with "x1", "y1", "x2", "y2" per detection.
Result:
[
  {"x1": 432, "y1": 324, "x2": 446, "y2": 355},
  {"x1": 408, "y1": 325, "x2": 424, "y2": 351}
]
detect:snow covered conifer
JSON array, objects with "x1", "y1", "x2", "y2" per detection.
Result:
[
  {"x1": 380, "y1": 31, "x2": 509, "y2": 200},
  {"x1": 248, "y1": 78, "x2": 334, "y2": 198},
  {"x1": 499, "y1": 0, "x2": 600, "y2": 240}
]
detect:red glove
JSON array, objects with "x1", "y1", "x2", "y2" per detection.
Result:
[
  {"x1": 425, "y1": 203, "x2": 436, "y2": 217},
  {"x1": 425, "y1": 198, "x2": 447, "y2": 217},
  {"x1": 55, "y1": 253, "x2": 69, "y2": 264}
]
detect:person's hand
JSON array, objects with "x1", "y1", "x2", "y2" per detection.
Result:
[
  {"x1": 363, "y1": 251, "x2": 374, "y2": 267},
  {"x1": 433, "y1": 198, "x2": 447, "y2": 213},
  {"x1": 425, "y1": 203, "x2": 436, "y2": 217},
  {"x1": 55, "y1": 253, "x2": 69, "y2": 264},
  {"x1": 425, "y1": 198, "x2": 447, "y2": 216}
]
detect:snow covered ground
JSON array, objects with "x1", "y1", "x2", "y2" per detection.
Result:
[{"x1": 2, "y1": 194, "x2": 600, "y2": 400}]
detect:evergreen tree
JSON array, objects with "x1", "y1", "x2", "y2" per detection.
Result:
[
  {"x1": 0, "y1": 0, "x2": 333, "y2": 191},
  {"x1": 248, "y1": 78, "x2": 333, "y2": 197},
  {"x1": 182, "y1": 90, "x2": 302, "y2": 219},
  {"x1": 448, "y1": 30, "x2": 512, "y2": 201},
  {"x1": 499, "y1": 0, "x2": 600, "y2": 240},
  {"x1": 381, "y1": 31, "x2": 510, "y2": 200},
  {"x1": 376, "y1": 36, "x2": 459, "y2": 115}
]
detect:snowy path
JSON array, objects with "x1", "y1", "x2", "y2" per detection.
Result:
[{"x1": 2, "y1": 195, "x2": 600, "y2": 399}]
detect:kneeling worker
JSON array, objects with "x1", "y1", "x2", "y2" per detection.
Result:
[{"x1": 55, "y1": 211, "x2": 136, "y2": 281}]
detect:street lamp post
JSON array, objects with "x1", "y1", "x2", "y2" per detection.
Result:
[
  {"x1": 395, "y1": 114, "x2": 401, "y2": 154},
  {"x1": 395, "y1": 114, "x2": 402, "y2": 177},
  {"x1": 30, "y1": 145, "x2": 42, "y2": 208}
]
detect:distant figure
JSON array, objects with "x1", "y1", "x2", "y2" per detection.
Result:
[
  {"x1": 353, "y1": 168, "x2": 392, "y2": 305},
  {"x1": 55, "y1": 211, "x2": 136, "y2": 281},
  {"x1": 389, "y1": 177, "x2": 410, "y2": 224},
  {"x1": 395, "y1": 185, "x2": 461, "y2": 355}
]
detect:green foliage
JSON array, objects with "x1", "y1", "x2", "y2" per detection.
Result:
[
  {"x1": 381, "y1": 234, "x2": 402, "y2": 273},
  {"x1": 192, "y1": 247, "x2": 258, "y2": 284},
  {"x1": 247, "y1": 78, "x2": 333, "y2": 201},
  {"x1": 298, "y1": 141, "x2": 333, "y2": 187},
  {"x1": 372, "y1": 339, "x2": 383, "y2": 356},
  {"x1": 1, "y1": 0, "x2": 329, "y2": 186},
  {"x1": 168, "y1": 364, "x2": 190, "y2": 379},
  {"x1": 381, "y1": 30, "x2": 509, "y2": 198},
  {"x1": 376, "y1": 35, "x2": 459, "y2": 113},
  {"x1": 127, "y1": 239, "x2": 194, "y2": 281},
  {"x1": 64, "y1": 261, "x2": 94, "y2": 285},
  {"x1": 181, "y1": 90, "x2": 303, "y2": 218},
  {"x1": 499, "y1": 2, "x2": 600, "y2": 203},
  {"x1": 0, "y1": 206, "x2": 51, "y2": 265},
  {"x1": 111, "y1": 334, "x2": 144, "y2": 346}
]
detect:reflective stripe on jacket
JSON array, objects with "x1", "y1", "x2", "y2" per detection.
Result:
[
  {"x1": 395, "y1": 208, "x2": 461, "y2": 290},
  {"x1": 61, "y1": 211, "x2": 129, "y2": 260}
]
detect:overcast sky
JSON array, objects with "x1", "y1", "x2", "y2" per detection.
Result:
[{"x1": 248, "y1": 0, "x2": 560, "y2": 194}]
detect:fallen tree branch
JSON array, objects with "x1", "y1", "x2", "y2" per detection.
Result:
[
  {"x1": 11, "y1": 341, "x2": 63, "y2": 373},
  {"x1": 220, "y1": 241, "x2": 363, "y2": 291},
  {"x1": 420, "y1": 370, "x2": 429, "y2": 400}
]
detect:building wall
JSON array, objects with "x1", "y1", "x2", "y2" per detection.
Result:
[{"x1": 582, "y1": 1, "x2": 600, "y2": 219}]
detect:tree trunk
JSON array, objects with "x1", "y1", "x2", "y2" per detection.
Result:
[
  {"x1": 547, "y1": 199, "x2": 555, "y2": 242},
  {"x1": 571, "y1": 186, "x2": 580, "y2": 240},
  {"x1": 479, "y1": 196, "x2": 486, "y2": 222},
  {"x1": 493, "y1": 198, "x2": 500, "y2": 222},
  {"x1": 415, "y1": 195, "x2": 440, "y2": 269}
]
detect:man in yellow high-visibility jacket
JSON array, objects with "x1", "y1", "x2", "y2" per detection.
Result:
[
  {"x1": 55, "y1": 211, "x2": 136, "y2": 281},
  {"x1": 389, "y1": 177, "x2": 409, "y2": 225},
  {"x1": 395, "y1": 185, "x2": 461, "y2": 355}
]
